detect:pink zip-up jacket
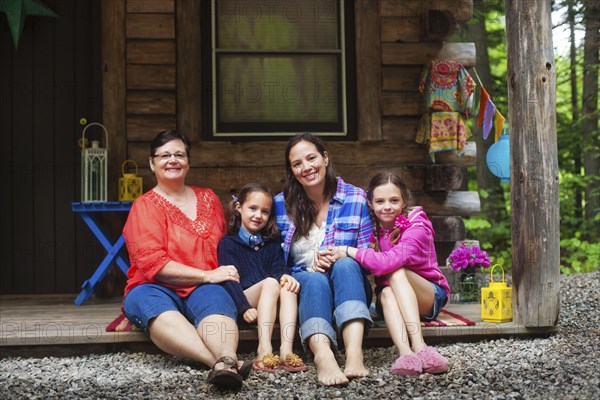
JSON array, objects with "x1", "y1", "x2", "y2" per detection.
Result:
[{"x1": 355, "y1": 206, "x2": 450, "y2": 297}]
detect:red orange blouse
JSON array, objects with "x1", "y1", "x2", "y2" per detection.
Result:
[{"x1": 123, "y1": 187, "x2": 226, "y2": 297}]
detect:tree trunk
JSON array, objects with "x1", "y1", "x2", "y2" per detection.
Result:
[
  {"x1": 568, "y1": 0, "x2": 583, "y2": 221},
  {"x1": 505, "y1": 0, "x2": 560, "y2": 327},
  {"x1": 465, "y1": 0, "x2": 508, "y2": 224},
  {"x1": 582, "y1": 0, "x2": 600, "y2": 239}
]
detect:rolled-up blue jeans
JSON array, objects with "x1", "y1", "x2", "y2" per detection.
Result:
[{"x1": 293, "y1": 257, "x2": 373, "y2": 349}]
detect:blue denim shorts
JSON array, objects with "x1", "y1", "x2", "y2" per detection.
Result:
[
  {"x1": 123, "y1": 283, "x2": 237, "y2": 332},
  {"x1": 375, "y1": 281, "x2": 448, "y2": 322},
  {"x1": 421, "y1": 281, "x2": 448, "y2": 321}
]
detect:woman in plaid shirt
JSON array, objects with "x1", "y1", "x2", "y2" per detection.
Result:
[{"x1": 274, "y1": 133, "x2": 373, "y2": 386}]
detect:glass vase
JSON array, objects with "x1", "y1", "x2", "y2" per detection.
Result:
[{"x1": 459, "y1": 267, "x2": 481, "y2": 303}]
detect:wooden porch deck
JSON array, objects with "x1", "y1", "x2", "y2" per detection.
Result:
[{"x1": 0, "y1": 294, "x2": 556, "y2": 357}]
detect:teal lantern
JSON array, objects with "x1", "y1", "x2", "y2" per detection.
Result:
[{"x1": 486, "y1": 128, "x2": 510, "y2": 182}]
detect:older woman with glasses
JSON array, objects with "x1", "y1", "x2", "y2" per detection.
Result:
[{"x1": 121, "y1": 130, "x2": 250, "y2": 390}]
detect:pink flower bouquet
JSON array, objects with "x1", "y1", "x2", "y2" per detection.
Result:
[{"x1": 448, "y1": 242, "x2": 491, "y2": 271}]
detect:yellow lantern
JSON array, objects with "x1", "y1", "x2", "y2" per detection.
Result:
[
  {"x1": 118, "y1": 160, "x2": 143, "y2": 201},
  {"x1": 481, "y1": 264, "x2": 513, "y2": 322}
]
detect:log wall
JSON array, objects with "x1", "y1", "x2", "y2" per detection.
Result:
[{"x1": 107, "y1": 0, "x2": 479, "y2": 264}]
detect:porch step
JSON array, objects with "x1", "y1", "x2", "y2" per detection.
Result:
[{"x1": 0, "y1": 295, "x2": 556, "y2": 356}]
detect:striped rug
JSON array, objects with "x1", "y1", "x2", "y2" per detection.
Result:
[
  {"x1": 421, "y1": 309, "x2": 475, "y2": 327},
  {"x1": 106, "y1": 313, "x2": 140, "y2": 332},
  {"x1": 106, "y1": 308, "x2": 475, "y2": 332}
]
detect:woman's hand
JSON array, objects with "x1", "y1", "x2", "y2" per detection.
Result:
[
  {"x1": 280, "y1": 274, "x2": 300, "y2": 293},
  {"x1": 314, "y1": 245, "x2": 347, "y2": 273},
  {"x1": 207, "y1": 265, "x2": 240, "y2": 284},
  {"x1": 243, "y1": 308, "x2": 258, "y2": 324},
  {"x1": 314, "y1": 247, "x2": 338, "y2": 273}
]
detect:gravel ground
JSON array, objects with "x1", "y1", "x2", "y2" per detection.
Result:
[{"x1": 1, "y1": 272, "x2": 599, "y2": 399}]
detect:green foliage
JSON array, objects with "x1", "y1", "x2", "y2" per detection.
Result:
[
  {"x1": 559, "y1": 170, "x2": 587, "y2": 236},
  {"x1": 560, "y1": 236, "x2": 600, "y2": 274},
  {"x1": 464, "y1": 190, "x2": 513, "y2": 271},
  {"x1": 459, "y1": 1, "x2": 600, "y2": 275}
]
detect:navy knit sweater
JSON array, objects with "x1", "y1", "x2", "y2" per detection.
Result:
[{"x1": 217, "y1": 233, "x2": 288, "y2": 317}]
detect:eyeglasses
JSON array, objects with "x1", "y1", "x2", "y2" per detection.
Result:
[{"x1": 152, "y1": 152, "x2": 187, "y2": 161}]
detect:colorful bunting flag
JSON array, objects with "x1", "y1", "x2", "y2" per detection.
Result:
[
  {"x1": 494, "y1": 110, "x2": 505, "y2": 142},
  {"x1": 477, "y1": 87, "x2": 490, "y2": 128},
  {"x1": 482, "y1": 97, "x2": 496, "y2": 140},
  {"x1": 472, "y1": 68, "x2": 506, "y2": 142}
]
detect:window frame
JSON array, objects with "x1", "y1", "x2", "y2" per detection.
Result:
[{"x1": 202, "y1": 0, "x2": 357, "y2": 140}]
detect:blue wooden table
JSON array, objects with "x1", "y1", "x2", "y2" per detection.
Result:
[{"x1": 72, "y1": 201, "x2": 133, "y2": 305}]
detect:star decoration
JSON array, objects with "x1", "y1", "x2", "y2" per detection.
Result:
[{"x1": 0, "y1": 0, "x2": 59, "y2": 49}]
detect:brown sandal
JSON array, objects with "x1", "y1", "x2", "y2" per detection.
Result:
[{"x1": 207, "y1": 356, "x2": 243, "y2": 390}]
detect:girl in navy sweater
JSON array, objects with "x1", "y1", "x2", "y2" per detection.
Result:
[{"x1": 218, "y1": 183, "x2": 307, "y2": 373}]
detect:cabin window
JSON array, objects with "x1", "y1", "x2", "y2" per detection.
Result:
[{"x1": 205, "y1": 0, "x2": 356, "y2": 138}]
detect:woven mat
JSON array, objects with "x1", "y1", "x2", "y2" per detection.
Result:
[
  {"x1": 106, "y1": 313, "x2": 140, "y2": 332},
  {"x1": 421, "y1": 309, "x2": 475, "y2": 327},
  {"x1": 370, "y1": 305, "x2": 475, "y2": 328},
  {"x1": 106, "y1": 309, "x2": 475, "y2": 332}
]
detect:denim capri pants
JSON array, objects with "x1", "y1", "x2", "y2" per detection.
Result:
[
  {"x1": 123, "y1": 283, "x2": 238, "y2": 332},
  {"x1": 293, "y1": 257, "x2": 373, "y2": 349}
]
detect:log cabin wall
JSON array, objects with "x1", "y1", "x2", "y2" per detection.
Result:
[{"x1": 108, "y1": 0, "x2": 478, "y2": 265}]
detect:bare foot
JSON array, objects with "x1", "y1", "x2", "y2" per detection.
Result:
[
  {"x1": 344, "y1": 348, "x2": 369, "y2": 379},
  {"x1": 314, "y1": 350, "x2": 349, "y2": 386}
]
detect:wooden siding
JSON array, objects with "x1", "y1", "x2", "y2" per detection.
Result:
[
  {"x1": 0, "y1": 0, "x2": 103, "y2": 294},
  {"x1": 3, "y1": 0, "x2": 478, "y2": 294},
  {"x1": 108, "y1": 0, "x2": 479, "y2": 267}
]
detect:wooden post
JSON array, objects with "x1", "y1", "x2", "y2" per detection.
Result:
[
  {"x1": 177, "y1": 0, "x2": 203, "y2": 142},
  {"x1": 102, "y1": 0, "x2": 127, "y2": 196},
  {"x1": 100, "y1": 0, "x2": 128, "y2": 297},
  {"x1": 505, "y1": 1, "x2": 560, "y2": 327},
  {"x1": 355, "y1": 0, "x2": 383, "y2": 142}
]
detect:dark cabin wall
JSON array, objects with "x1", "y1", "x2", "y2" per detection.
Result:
[
  {"x1": 0, "y1": 0, "x2": 477, "y2": 294},
  {"x1": 0, "y1": 0, "x2": 103, "y2": 294},
  {"x1": 120, "y1": 0, "x2": 478, "y2": 267}
]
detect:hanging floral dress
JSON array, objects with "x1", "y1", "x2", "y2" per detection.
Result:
[{"x1": 415, "y1": 60, "x2": 476, "y2": 162}]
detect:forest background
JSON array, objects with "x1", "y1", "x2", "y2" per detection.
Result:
[{"x1": 451, "y1": 0, "x2": 599, "y2": 274}]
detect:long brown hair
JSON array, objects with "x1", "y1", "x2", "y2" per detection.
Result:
[
  {"x1": 366, "y1": 171, "x2": 413, "y2": 252},
  {"x1": 227, "y1": 183, "x2": 280, "y2": 241},
  {"x1": 283, "y1": 133, "x2": 338, "y2": 239}
]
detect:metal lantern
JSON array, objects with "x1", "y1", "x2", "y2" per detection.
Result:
[
  {"x1": 486, "y1": 128, "x2": 510, "y2": 182},
  {"x1": 80, "y1": 122, "x2": 108, "y2": 202},
  {"x1": 118, "y1": 160, "x2": 143, "y2": 201},
  {"x1": 481, "y1": 264, "x2": 513, "y2": 322}
]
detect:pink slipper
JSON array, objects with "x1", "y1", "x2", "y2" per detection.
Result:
[
  {"x1": 416, "y1": 347, "x2": 448, "y2": 374},
  {"x1": 390, "y1": 354, "x2": 422, "y2": 375}
]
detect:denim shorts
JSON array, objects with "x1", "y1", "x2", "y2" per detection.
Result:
[
  {"x1": 123, "y1": 283, "x2": 237, "y2": 332},
  {"x1": 375, "y1": 281, "x2": 448, "y2": 322},
  {"x1": 421, "y1": 281, "x2": 448, "y2": 321}
]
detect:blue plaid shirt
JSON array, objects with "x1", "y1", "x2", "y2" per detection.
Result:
[{"x1": 274, "y1": 177, "x2": 373, "y2": 272}]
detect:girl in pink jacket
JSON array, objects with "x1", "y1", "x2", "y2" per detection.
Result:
[{"x1": 315, "y1": 171, "x2": 450, "y2": 376}]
